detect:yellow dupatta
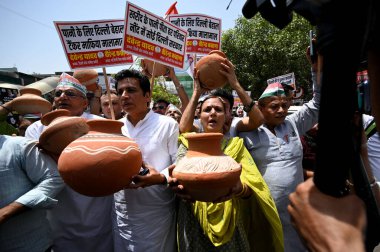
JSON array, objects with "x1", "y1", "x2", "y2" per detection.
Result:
[{"x1": 178, "y1": 134, "x2": 284, "y2": 251}]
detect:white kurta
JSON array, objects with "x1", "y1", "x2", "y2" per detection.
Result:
[
  {"x1": 363, "y1": 114, "x2": 380, "y2": 181},
  {"x1": 113, "y1": 110, "x2": 179, "y2": 252},
  {"x1": 25, "y1": 112, "x2": 102, "y2": 140},
  {"x1": 240, "y1": 91, "x2": 320, "y2": 252},
  {"x1": 25, "y1": 112, "x2": 114, "y2": 252}
]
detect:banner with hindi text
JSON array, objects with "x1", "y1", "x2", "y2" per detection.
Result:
[
  {"x1": 168, "y1": 14, "x2": 221, "y2": 54},
  {"x1": 54, "y1": 19, "x2": 133, "y2": 69},
  {"x1": 267, "y1": 72, "x2": 296, "y2": 89},
  {"x1": 123, "y1": 2, "x2": 187, "y2": 69}
]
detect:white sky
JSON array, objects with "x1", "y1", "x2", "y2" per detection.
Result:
[{"x1": 0, "y1": 0, "x2": 246, "y2": 74}]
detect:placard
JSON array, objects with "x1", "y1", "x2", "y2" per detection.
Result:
[
  {"x1": 169, "y1": 14, "x2": 221, "y2": 54},
  {"x1": 267, "y1": 72, "x2": 296, "y2": 89},
  {"x1": 123, "y1": 2, "x2": 187, "y2": 69},
  {"x1": 54, "y1": 19, "x2": 134, "y2": 69}
]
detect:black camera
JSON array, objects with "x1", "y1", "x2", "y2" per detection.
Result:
[{"x1": 242, "y1": 0, "x2": 319, "y2": 30}]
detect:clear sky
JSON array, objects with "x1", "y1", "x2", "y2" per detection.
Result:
[{"x1": 0, "y1": 0, "x2": 246, "y2": 75}]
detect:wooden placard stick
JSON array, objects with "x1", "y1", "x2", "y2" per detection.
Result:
[{"x1": 102, "y1": 67, "x2": 115, "y2": 120}]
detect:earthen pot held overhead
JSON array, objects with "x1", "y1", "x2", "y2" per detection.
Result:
[
  {"x1": 58, "y1": 119, "x2": 143, "y2": 197},
  {"x1": 172, "y1": 133, "x2": 242, "y2": 202},
  {"x1": 73, "y1": 69, "x2": 99, "y2": 91},
  {"x1": 141, "y1": 58, "x2": 169, "y2": 77},
  {"x1": 11, "y1": 87, "x2": 52, "y2": 115},
  {"x1": 195, "y1": 50, "x2": 228, "y2": 90},
  {"x1": 39, "y1": 109, "x2": 89, "y2": 156}
]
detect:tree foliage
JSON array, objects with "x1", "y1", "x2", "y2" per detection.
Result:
[
  {"x1": 151, "y1": 78, "x2": 180, "y2": 105},
  {"x1": 222, "y1": 14, "x2": 314, "y2": 100}
]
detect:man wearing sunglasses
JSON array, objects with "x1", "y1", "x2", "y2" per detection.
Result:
[
  {"x1": 152, "y1": 99, "x2": 170, "y2": 115},
  {"x1": 25, "y1": 73, "x2": 103, "y2": 139},
  {"x1": 25, "y1": 73, "x2": 113, "y2": 252}
]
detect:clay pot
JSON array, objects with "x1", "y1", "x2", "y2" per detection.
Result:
[
  {"x1": 39, "y1": 109, "x2": 89, "y2": 156},
  {"x1": 196, "y1": 50, "x2": 228, "y2": 90},
  {"x1": 141, "y1": 58, "x2": 169, "y2": 77},
  {"x1": 58, "y1": 119, "x2": 143, "y2": 197},
  {"x1": 173, "y1": 133, "x2": 241, "y2": 202},
  {"x1": 11, "y1": 87, "x2": 52, "y2": 115},
  {"x1": 73, "y1": 69, "x2": 99, "y2": 91}
]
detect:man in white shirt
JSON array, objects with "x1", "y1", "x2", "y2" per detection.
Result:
[
  {"x1": 363, "y1": 114, "x2": 380, "y2": 181},
  {"x1": 25, "y1": 73, "x2": 113, "y2": 252},
  {"x1": 113, "y1": 69, "x2": 178, "y2": 252}
]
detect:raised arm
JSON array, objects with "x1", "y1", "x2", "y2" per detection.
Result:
[
  {"x1": 179, "y1": 69, "x2": 206, "y2": 133},
  {"x1": 168, "y1": 67, "x2": 189, "y2": 113},
  {"x1": 220, "y1": 59, "x2": 263, "y2": 133}
]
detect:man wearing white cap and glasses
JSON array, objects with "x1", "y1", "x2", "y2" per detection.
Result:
[
  {"x1": 25, "y1": 73, "x2": 113, "y2": 252},
  {"x1": 239, "y1": 77, "x2": 320, "y2": 252},
  {"x1": 25, "y1": 73, "x2": 102, "y2": 139}
]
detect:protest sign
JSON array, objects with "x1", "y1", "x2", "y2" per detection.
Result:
[
  {"x1": 54, "y1": 19, "x2": 133, "y2": 69},
  {"x1": 169, "y1": 14, "x2": 221, "y2": 54},
  {"x1": 232, "y1": 90, "x2": 251, "y2": 107},
  {"x1": 267, "y1": 72, "x2": 296, "y2": 89},
  {"x1": 123, "y1": 2, "x2": 187, "y2": 69}
]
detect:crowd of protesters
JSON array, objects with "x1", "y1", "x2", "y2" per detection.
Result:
[{"x1": 1, "y1": 37, "x2": 379, "y2": 252}]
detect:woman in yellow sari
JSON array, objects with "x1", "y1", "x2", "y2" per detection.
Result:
[{"x1": 173, "y1": 69, "x2": 284, "y2": 252}]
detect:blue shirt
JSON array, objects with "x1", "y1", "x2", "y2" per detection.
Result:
[
  {"x1": 239, "y1": 72, "x2": 320, "y2": 252},
  {"x1": 0, "y1": 135, "x2": 64, "y2": 252}
]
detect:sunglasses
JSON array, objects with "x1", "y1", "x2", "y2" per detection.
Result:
[
  {"x1": 153, "y1": 105, "x2": 166, "y2": 110},
  {"x1": 55, "y1": 90, "x2": 84, "y2": 99}
]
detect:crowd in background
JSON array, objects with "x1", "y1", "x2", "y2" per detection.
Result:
[{"x1": 1, "y1": 34, "x2": 379, "y2": 252}]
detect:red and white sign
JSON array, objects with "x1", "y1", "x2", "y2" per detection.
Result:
[
  {"x1": 232, "y1": 90, "x2": 251, "y2": 107},
  {"x1": 123, "y1": 2, "x2": 187, "y2": 69},
  {"x1": 169, "y1": 14, "x2": 221, "y2": 54},
  {"x1": 54, "y1": 20, "x2": 133, "y2": 70}
]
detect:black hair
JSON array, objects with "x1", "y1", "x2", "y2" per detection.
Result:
[
  {"x1": 102, "y1": 89, "x2": 118, "y2": 96},
  {"x1": 114, "y1": 69, "x2": 150, "y2": 95},
  {"x1": 154, "y1": 99, "x2": 170, "y2": 107},
  {"x1": 209, "y1": 89, "x2": 234, "y2": 110}
]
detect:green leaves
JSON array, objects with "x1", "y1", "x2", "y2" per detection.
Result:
[
  {"x1": 152, "y1": 82, "x2": 179, "y2": 106},
  {"x1": 222, "y1": 14, "x2": 314, "y2": 100}
]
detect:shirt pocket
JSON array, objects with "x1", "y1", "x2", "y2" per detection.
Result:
[{"x1": 281, "y1": 136, "x2": 303, "y2": 159}]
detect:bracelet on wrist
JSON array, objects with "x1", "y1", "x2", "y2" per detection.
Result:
[
  {"x1": 161, "y1": 175, "x2": 168, "y2": 185},
  {"x1": 243, "y1": 100, "x2": 255, "y2": 113}
]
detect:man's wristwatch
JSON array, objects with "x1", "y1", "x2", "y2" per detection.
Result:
[{"x1": 243, "y1": 100, "x2": 255, "y2": 113}]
